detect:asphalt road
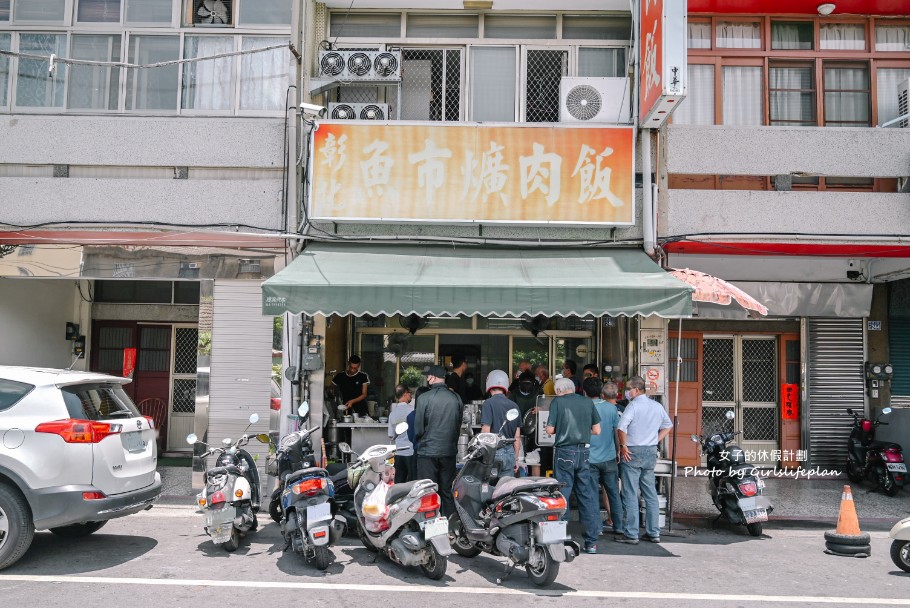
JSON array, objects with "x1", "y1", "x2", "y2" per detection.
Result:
[{"x1": 0, "y1": 504, "x2": 907, "y2": 608}]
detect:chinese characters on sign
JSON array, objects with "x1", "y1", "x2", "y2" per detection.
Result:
[
  {"x1": 123, "y1": 348, "x2": 137, "y2": 379},
  {"x1": 311, "y1": 124, "x2": 634, "y2": 224},
  {"x1": 782, "y1": 383, "x2": 799, "y2": 420},
  {"x1": 639, "y1": 0, "x2": 663, "y2": 124}
]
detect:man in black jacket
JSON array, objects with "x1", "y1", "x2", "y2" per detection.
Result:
[{"x1": 415, "y1": 364, "x2": 464, "y2": 517}]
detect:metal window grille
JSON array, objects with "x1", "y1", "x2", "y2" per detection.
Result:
[
  {"x1": 701, "y1": 406, "x2": 734, "y2": 434},
  {"x1": 741, "y1": 339, "x2": 776, "y2": 403},
  {"x1": 174, "y1": 327, "x2": 198, "y2": 374},
  {"x1": 525, "y1": 49, "x2": 566, "y2": 123},
  {"x1": 668, "y1": 337, "x2": 698, "y2": 382},
  {"x1": 702, "y1": 338, "x2": 734, "y2": 402},
  {"x1": 172, "y1": 378, "x2": 197, "y2": 413},
  {"x1": 743, "y1": 407, "x2": 777, "y2": 441}
]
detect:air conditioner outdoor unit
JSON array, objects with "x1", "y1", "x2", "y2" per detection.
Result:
[
  {"x1": 318, "y1": 50, "x2": 401, "y2": 80},
  {"x1": 559, "y1": 77, "x2": 631, "y2": 124},
  {"x1": 898, "y1": 78, "x2": 910, "y2": 129},
  {"x1": 328, "y1": 102, "x2": 391, "y2": 120}
]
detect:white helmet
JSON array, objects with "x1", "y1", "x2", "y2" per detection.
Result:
[{"x1": 485, "y1": 370, "x2": 510, "y2": 394}]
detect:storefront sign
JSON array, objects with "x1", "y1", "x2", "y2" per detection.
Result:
[
  {"x1": 310, "y1": 123, "x2": 634, "y2": 225},
  {"x1": 639, "y1": 328, "x2": 666, "y2": 364},
  {"x1": 640, "y1": 364, "x2": 665, "y2": 395},
  {"x1": 782, "y1": 383, "x2": 799, "y2": 420},
  {"x1": 639, "y1": 0, "x2": 687, "y2": 128},
  {"x1": 122, "y1": 348, "x2": 137, "y2": 379}
]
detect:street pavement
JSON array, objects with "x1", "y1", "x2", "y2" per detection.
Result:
[{"x1": 0, "y1": 503, "x2": 908, "y2": 607}]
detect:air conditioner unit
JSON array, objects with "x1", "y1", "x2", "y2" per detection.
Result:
[
  {"x1": 559, "y1": 77, "x2": 631, "y2": 124},
  {"x1": 318, "y1": 50, "x2": 401, "y2": 80},
  {"x1": 898, "y1": 78, "x2": 909, "y2": 128},
  {"x1": 328, "y1": 103, "x2": 391, "y2": 121}
]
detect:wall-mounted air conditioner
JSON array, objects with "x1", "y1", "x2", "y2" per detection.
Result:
[
  {"x1": 559, "y1": 77, "x2": 631, "y2": 124},
  {"x1": 328, "y1": 103, "x2": 391, "y2": 120},
  {"x1": 898, "y1": 78, "x2": 909, "y2": 129},
  {"x1": 318, "y1": 50, "x2": 401, "y2": 80}
]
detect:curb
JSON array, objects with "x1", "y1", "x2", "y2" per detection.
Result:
[{"x1": 671, "y1": 512, "x2": 899, "y2": 532}]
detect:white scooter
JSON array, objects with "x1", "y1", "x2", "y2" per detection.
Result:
[
  {"x1": 340, "y1": 423, "x2": 452, "y2": 580},
  {"x1": 890, "y1": 516, "x2": 910, "y2": 572}
]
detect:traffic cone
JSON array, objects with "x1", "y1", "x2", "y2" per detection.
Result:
[{"x1": 824, "y1": 485, "x2": 871, "y2": 558}]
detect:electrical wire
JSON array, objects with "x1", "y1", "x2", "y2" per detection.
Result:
[{"x1": 331, "y1": 0, "x2": 358, "y2": 49}]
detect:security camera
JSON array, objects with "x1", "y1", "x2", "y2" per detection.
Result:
[{"x1": 300, "y1": 102, "x2": 327, "y2": 118}]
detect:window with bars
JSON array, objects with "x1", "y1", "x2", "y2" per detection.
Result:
[
  {"x1": 399, "y1": 49, "x2": 461, "y2": 121},
  {"x1": 668, "y1": 337, "x2": 698, "y2": 382}
]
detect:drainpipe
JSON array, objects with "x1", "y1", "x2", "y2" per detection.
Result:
[{"x1": 642, "y1": 129, "x2": 656, "y2": 257}]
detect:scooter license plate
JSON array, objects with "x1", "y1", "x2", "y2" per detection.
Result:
[
  {"x1": 887, "y1": 463, "x2": 907, "y2": 473},
  {"x1": 743, "y1": 508, "x2": 768, "y2": 524},
  {"x1": 537, "y1": 520, "x2": 568, "y2": 544},
  {"x1": 307, "y1": 502, "x2": 332, "y2": 521},
  {"x1": 423, "y1": 517, "x2": 449, "y2": 540}
]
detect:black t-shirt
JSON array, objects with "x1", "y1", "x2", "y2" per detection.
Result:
[
  {"x1": 333, "y1": 371, "x2": 370, "y2": 415},
  {"x1": 445, "y1": 371, "x2": 467, "y2": 402}
]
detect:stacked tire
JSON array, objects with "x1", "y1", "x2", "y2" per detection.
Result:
[{"x1": 824, "y1": 530, "x2": 871, "y2": 558}]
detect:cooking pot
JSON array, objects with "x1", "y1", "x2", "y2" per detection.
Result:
[{"x1": 343, "y1": 415, "x2": 354, "y2": 423}]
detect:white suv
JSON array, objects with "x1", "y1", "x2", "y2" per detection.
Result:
[{"x1": 0, "y1": 366, "x2": 162, "y2": 570}]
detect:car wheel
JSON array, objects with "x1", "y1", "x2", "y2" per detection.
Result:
[
  {"x1": 0, "y1": 484, "x2": 35, "y2": 571},
  {"x1": 891, "y1": 540, "x2": 910, "y2": 573},
  {"x1": 49, "y1": 521, "x2": 108, "y2": 538}
]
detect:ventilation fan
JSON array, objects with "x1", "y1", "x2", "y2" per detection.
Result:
[
  {"x1": 559, "y1": 77, "x2": 632, "y2": 124},
  {"x1": 330, "y1": 104, "x2": 356, "y2": 120},
  {"x1": 328, "y1": 103, "x2": 391, "y2": 121},
  {"x1": 320, "y1": 52, "x2": 345, "y2": 77},
  {"x1": 520, "y1": 315, "x2": 550, "y2": 337},
  {"x1": 398, "y1": 314, "x2": 429, "y2": 335},
  {"x1": 359, "y1": 104, "x2": 386, "y2": 120},
  {"x1": 565, "y1": 85, "x2": 602, "y2": 121},
  {"x1": 195, "y1": 0, "x2": 231, "y2": 25},
  {"x1": 373, "y1": 52, "x2": 399, "y2": 77},
  {"x1": 346, "y1": 52, "x2": 372, "y2": 76}
]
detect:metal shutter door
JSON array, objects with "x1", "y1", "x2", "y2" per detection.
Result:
[
  {"x1": 889, "y1": 318, "x2": 910, "y2": 400},
  {"x1": 807, "y1": 318, "x2": 865, "y2": 469}
]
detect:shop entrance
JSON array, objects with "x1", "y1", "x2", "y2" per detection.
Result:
[{"x1": 702, "y1": 335, "x2": 779, "y2": 464}]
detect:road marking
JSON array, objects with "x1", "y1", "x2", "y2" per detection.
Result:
[{"x1": 1, "y1": 574, "x2": 909, "y2": 604}]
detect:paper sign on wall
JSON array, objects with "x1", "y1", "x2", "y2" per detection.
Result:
[
  {"x1": 782, "y1": 383, "x2": 799, "y2": 420},
  {"x1": 640, "y1": 364, "x2": 665, "y2": 395},
  {"x1": 123, "y1": 348, "x2": 137, "y2": 379}
]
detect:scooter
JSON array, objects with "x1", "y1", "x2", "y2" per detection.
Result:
[
  {"x1": 846, "y1": 407, "x2": 906, "y2": 496},
  {"x1": 266, "y1": 404, "x2": 322, "y2": 523},
  {"x1": 449, "y1": 409, "x2": 579, "y2": 587},
  {"x1": 189, "y1": 413, "x2": 262, "y2": 551},
  {"x1": 339, "y1": 423, "x2": 451, "y2": 580},
  {"x1": 890, "y1": 516, "x2": 910, "y2": 573},
  {"x1": 691, "y1": 410, "x2": 774, "y2": 537}
]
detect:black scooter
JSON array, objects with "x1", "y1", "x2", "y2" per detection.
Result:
[
  {"x1": 267, "y1": 423, "x2": 321, "y2": 522},
  {"x1": 691, "y1": 410, "x2": 773, "y2": 537},
  {"x1": 846, "y1": 407, "x2": 906, "y2": 496},
  {"x1": 449, "y1": 409, "x2": 579, "y2": 587}
]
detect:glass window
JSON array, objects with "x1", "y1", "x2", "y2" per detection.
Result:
[
  {"x1": 329, "y1": 13, "x2": 401, "y2": 38},
  {"x1": 360, "y1": 333, "x2": 436, "y2": 406},
  {"x1": 485, "y1": 15, "x2": 556, "y2": 39},
  {"x1": 825, "y1": 176, "x2": 874, "y2": 187},
  {"x1": 716, "y1": 21, "x2": 761, "y2": 49},
  {"x1": 820, "y1": 23, "x2": 865, "y2": 50},
  {"x1": 191, "y1": 0, "x2": 232, "y2": 26},
  {"x1": 824, "y1": 64, "x2": 870, "y2": 127},
  {"x1": 875, "y1": 24, "x2": 910, "y2": 51},
  {"x1": 674, "y1": 64, "x2": 714, "y2": 125},
  {"x1": 0, "y1": 34, "x2": 10, "y2": 106},
  {"x1": 723, "y1": 66, "x2": 763, "y2": 125},
  {"x1": 406, "y1": 13, "x2": 478, "y2": 38},
  {"x1": 512, "y1": 337, "x2": 549, "y2": 375},
  {"x1": 0, "y1": 0, "x2": 8, "y2": 20},
  {"x1": 95, "y1": 280, "x2": 173, "y2": 303},
  {"x1": 688, "y1": 21, "x2": 711, "y2": 49},
  {"x1": 62, "y1": 383, "x2": 140, "y2": 420},
  {"x1": 476, "y1": 316, "x2": 524, "y2": 330},
  {"x1": 14, "y1": 0, "x2": 65, "y2": 21},
  {"x1": 562, "y1": 15, "x2": 631, "y2": 40},
  {"x1": 68, "y1": 35, "x2": 121, "y2": 110},
  {"x1": 400, "y1": 49, "x2": 461, "y2": 121},
  {"x1": 125, "y1": 0, "x2": 172, "y2": 23},
  {"x1": 182, "y1": 36, "x2": 234, "y2": 111},
  {"x1": 769, "y1": 64, "x2": 815, "y2": 126},
  {"x1": 578, "y1": 48, "x2": 625, "y2": 77},
  {"x1": 240, "y1": 36, "x2": 289, "y2": 111},
  {"x1": 877, "y1": 67, "x2": 910, "y2": 125},
  {"x1": 174, "y1": 281, "x2": 201, "y2": 304},
  {"x1": 126, "y1": 35, "x2": 180, "y2": 111},
  {"x1": 16, "y1": 34, "x2": 67, "y2": 108},
  {"x1": 668, "y1": 337, "x2": 697, "y2": 382},
  {"x1": 239, "y1": 0, "x2": 291, "y2": 25},
  {"x1": 470, "y1": 46, "x2": 516, "y2": 121},
  {"x1": 525, "y1": 49, "x2": 566, "y2": 123},
  {"x1": 772, "y1": 21, "x2": 814, "y2": 50},
  {"x1": 0, "y1": 378, "x2": 34, "y2": 412},
  {"x1": 78, "y1": 0, "x2": 121, "y2": 23}
]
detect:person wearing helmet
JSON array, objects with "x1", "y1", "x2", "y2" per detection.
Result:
[{"x1": 480, "y1": 370, "x2": 522, "y2": 478}]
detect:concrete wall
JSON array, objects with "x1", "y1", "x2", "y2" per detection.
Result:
[{"x1": 0, "y1": 278, "x2": 78, "y2": 368}]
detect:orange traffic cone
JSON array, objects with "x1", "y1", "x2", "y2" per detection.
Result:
[{"x1": 824, "y1": 485, "x2": 871, "y2": 558}]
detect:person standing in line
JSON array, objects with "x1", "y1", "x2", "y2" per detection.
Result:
[
  {"x1": 445, "y1": 354, "x2": 469, "y2": 403},
  {"x1": 536, "y1": 366, "x2": 556, "y2": 396},
  {"x1": 414, "y1": 365, "x2": 464, "y2": 517},
  {"x1": 582, "y1": 364, "x2": 600, "y2": 381},
  {"x1": 388, "y1": 384, "x2": 415, "y2": 483},
  {"x1": 546, "y1": 377, "x2": 602, "y2": 554},
  {"x1": 480, "y1": 370, "x2": 521, "y2": 477},
  {"x1": 616, "y1": 376, "x2": 673, "y2": 545},
  {"x1": 562, "y1": 360, "x2": 582, "y2": 394},
  {"x1": 333, "y1": 355, "x2": 370, "y2": 416},
  {"x1": 587, "y1": 379, "x2": 623, "y2": 536}
]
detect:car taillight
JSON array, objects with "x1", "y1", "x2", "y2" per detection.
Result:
[
  {"x1": 292, "y1": 478, "x2": 327, "y2": 497},
  {"x1": 539, "y1": 495, "x2": 567, "y2": 510},
  {"x1": 270, "y1": 397, "x2": 281, "y2": 411},
  {"x1": 36, "y1": 419, "x2": 122, "y2": 443},
  {"x1": 210, "y1": 491, "x2": 226, "y2": 505},
  {"x1": 738, "y1": 481, "x2": 757, "y2": 497},
  {"x1": 884, "y1": 448, "x2": 904, "y2": 463},
  {"x1": 414, "y1": 493, "x2": 440, "y2": 513},
  {"x1": 143, "y1": 416, "x2": 155, "y2": 429},
  {"x1": 82, "y1": 491, "x2": 106, "y2": 500}
]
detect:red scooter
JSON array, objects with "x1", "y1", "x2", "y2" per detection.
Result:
[{"x1": 846, "y1": 407, "x2": 905, "y2": 496}]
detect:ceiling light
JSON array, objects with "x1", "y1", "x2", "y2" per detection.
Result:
[
  {"x1": 817, "y1": 3, "x2": 836, "y2": 15},
  {"x1": 463, "y1": 0, "x2": 493, "y2": 9}
]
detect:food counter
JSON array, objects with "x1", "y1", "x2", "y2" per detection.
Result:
[{"x1": 335, "y1": 422, "x2": 392, "y2": 455}]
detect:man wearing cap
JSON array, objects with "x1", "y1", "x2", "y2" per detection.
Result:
[{"x1": 415, "y1": 364, "x2": 464, "y2": 517}]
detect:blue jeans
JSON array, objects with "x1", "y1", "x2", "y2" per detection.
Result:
[
  {"x1": 591, "y1": 459, "x2": 623, "y2": 533},
  {"x1": 554, "y1": 445, "x2": 601, "y2": 547},
  {"x1": 495, "y1": 446, "x2": 516, "y2": 478},
  {"x1": 620, "y1": 445, "x2": 660, "y2": 540}
]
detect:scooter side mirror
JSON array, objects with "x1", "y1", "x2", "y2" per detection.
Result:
[
  {"x1": 298, "y1": 401, "x2": 310, "y2": 418},
  {"x1": 690, "y1": 434, "x2": 699, "y2": 443},
  {"x1": 506, "y1": 409, "x2": 520, "y2": 422},
  {"x1": 222, "y1": 438, "x2": 232, "y2": 446},
  {"x1": 186, "y1": 433, "x2": 198, "y2": 445},
  {"x1": 394, "y1": 422, "x2": 408, "y2": 436},
  {"x1": 255, "y1": 433, "x2": 271, "y2": 444},
  {"x1": 248, "y1": 413, "x2": 260, "y2": 424},
  {"x1": 725, "y1": 411, "x2": 735, "y2": 420},
  {"x1": 338, "y1": 442, "x2": 353, "y2": 454},
  {"x1": 882, "y1": 407, "x2": 893, "y2": 415}
]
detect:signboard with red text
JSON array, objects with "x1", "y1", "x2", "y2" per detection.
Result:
[{"x1": 640, "y1": 0, "x2": 688, "y2": 128}]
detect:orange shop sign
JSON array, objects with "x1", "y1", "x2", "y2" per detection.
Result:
[{"x1": 310, "y1": 123, "x2": 634, "y2": 225}]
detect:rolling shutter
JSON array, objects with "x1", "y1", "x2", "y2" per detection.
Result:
[{"x1": 889, "y1": 318, "x2": 910, "y2": 402}]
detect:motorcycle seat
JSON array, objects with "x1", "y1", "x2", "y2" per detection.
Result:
[
  {"x1": 385, "y1": 480, "x2": 420, "y2": 505},
  {"x1": 326, "y1": 462, "x2": 348, "y2": 476},
  {"x1": 869, "y1": 440, "x2": 901, "y2": 451},
  {"x1": 284, "y1": 467, "x2": 328, "y2": 486},
  {"x1": 330, "y1": 468, "x2": 348, "y2": 485},
  {"x1": 491, "y1": 476, "x2": 562, "y2": 501}
]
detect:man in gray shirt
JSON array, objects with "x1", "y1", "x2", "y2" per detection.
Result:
[
  {"x1": 615, "y1": 376, "x2": 673, "y2": 545},
  {"x1": 388, "y1": 384, "x2": 414, "y2": 483}
]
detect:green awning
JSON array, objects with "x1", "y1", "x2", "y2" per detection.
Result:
[{"x1": 262, "y1": 244, "x2": 694, "y2": 318}]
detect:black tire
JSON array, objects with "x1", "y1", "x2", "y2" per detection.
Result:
[
  {"x1": 846, "y1": 460, "x2": 864, "y2": 484},
  {"x1": 357, "y1": 523, "x2": 378, "y2": 553},
  {"x1": 826, "y1": 542, "x2": 872, "y2": 555},
  {"x1": 49, "y1": 521, "x2": 107, "y2": 538},
  {"x1": 313, "y1": 545, "x2": 331, "y2": 571},
  {"x1": 890, "y1": 540, "x2": 910, "y2": 573},
  {"x1": 420, "y1": 544, "x2": 447, "y2": 580},
  {"x1": 449, "y1": 518, "x2": 481, "y2": 558},
  {"x1": 824, "y1": 530, "x2": 871, "y2": 546},
  {"x1": 0, "y1": 484, "x2": 35, "y2": 571},
  {"x1": 883, "y1": 483, "x2": 901, "y2": 497},
  {"x1": 269, "y1": 498, "x2": 282, "y2": 524},
  {"x1": 525, "y1": 548, "x2": 559, "y2": 587},
  {"x1": 222, "y1": 526, "x2": 241, "y2": 552},
  {"x1": 746, "y1": 522, "x2": 763, "y2": 537}
]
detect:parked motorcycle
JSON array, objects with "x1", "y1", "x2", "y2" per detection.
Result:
[
  {"x1": 846, "y1": 407, "x2": 906, "y2": 496},
  {"x1": 449, "y1": 409, "x2": 579, "y2": 587},
  {"x1": 189, "y1": 413, "x2": 262, "y2": 551},
  {"x1": 339, "y1": 423, "x2": 451, "y2": 580},
  {"x1": 691, "y1": 410, "x2": 773, "y2": 537},
  {"x1": 890, "y1": 516, "x2": 910, "y2": 573},
  {"x1": 266, "y1": 403, "x2": 321, "y2": 523}
]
